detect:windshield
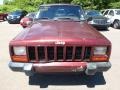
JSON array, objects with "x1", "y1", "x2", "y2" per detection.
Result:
[
  {"x1": 87, "y1": 11, "x2": 102, "y2": 16},
  {"x1": 116, "y1": 10, "x2": 120, "y2": 15},
  {"x1": 11, "y1": 11, "x2": 22, "y2": 15},
  {"x1": 35, "y1": 5, "x2": 84, "y2": 21},
  {"x1": 26, "y1": 12, "x2": 36, "y2": 18}
]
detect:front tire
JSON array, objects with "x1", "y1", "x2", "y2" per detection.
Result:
[
  {"x1": 113, "y1": 20, "x2": 120, "y2": 29},
  {"x1": 3, "y1": 16, "x2": 7, "y2": 21},
  {"x1": 8, "y1": 21, "x2": 12, "y2": 24}
]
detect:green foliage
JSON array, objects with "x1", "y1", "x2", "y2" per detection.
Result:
[
  {"x1": 109, "y1": 1, "x2": 120, "y2": 9},
  {"x1": 0, "y1": 0, "x2": 120, "y2": 13},
  {"x1": 0, "y1": 5, "x2": 19, "y2": 13}
]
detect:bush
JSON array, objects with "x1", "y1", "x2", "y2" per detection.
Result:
[
  {"x1": 23, "y1": 6, "x2": 37, "y2": 12},
  {"x1": 1, "y1": 0, "x2": 120, "y2": 13},
  {"x1": 109, "y1": 1, "x2": 120, "y2": 9},
  {"x1": 0, "y1": 5, "x2": 19, "y2": 13}
]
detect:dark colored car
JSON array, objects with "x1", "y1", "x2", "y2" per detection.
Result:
[
  {"x1": 85, "y1": 10, "x2": 110, "y2": 30},
  {"x1": 20, "y1": 12, "x2": 36, "y2": 28},
  {"x1": 0, "y1": 13, "x2": 8, "y2": 21},
  {"x1": 9, "y1": 4, "x2": 111, "y2": 76},
  {"x1": 7, "y1": 10, "x2": 28, "y2": 24}
]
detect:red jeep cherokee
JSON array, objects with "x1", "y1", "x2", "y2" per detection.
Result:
[
  {"x1": 9, "y1": 4, "x2": 111, "y2": 76},
  {"x1": 0, "y1": 13, "x2": 7, "y2": 21}
]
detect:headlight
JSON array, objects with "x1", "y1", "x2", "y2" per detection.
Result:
[
  {"x1": 7, "y1": 16, "x2": 9, "y2": 19},
  {"x1": 13, "y1": 46, "x2": 26, "y2": 55},
  {"x1": 94, "y1": 47, "x2": 107, "y2": 55},
  {"x1": 107, "y1": 19, "x2": 111, "y2": 23},
  {"x1": 17, "y1": 16, "x2": 20, "y2": 18},
  {"x1": 88, "y1": 20, "x2": 95, "y2": 24}
]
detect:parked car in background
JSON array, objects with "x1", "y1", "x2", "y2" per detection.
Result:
[
  {"x1": 0, "y1": 13, "x2": 8, "y2": 21},
  {"x1": 101, "y1": 10, "x2": 105, "y2": 14},
  {"x1": 85, "y1": 10, "x2": 110, "y2": 30},
  {"x1": 7, "y1": 10, "x2": 28, "y2": 24},
  {"x1": 9, "y1": 4, "x2": 111, "y2": 77},
  {"x1": 103, "y1": 9, "x2": 120, "y2": 29},
  {"x1": 20, "y1": 12, "x2": 36, "y2": 28}
]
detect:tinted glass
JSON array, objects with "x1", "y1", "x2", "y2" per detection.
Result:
[
  {"x1": 11, "y1": 11, "x2": 22, "y2": 15},
  {"x1": 109, "y1": 10, "x2": 114, "y2": 16},
  {"x1": 104, "y1": 10, "x2": 109, "y2": 15},
  {"x1": 26, "y1": 13, "x2": 36, "y2": 18},
  {"x1": 36, "y1": 5, "x2": 84, "y2": 21},
  {"x1": 116, "y1": 10, "x2": 120, "y2": 15},
  {"x1": 87, "y1": 11, "x2": 101, "y2": 16}
]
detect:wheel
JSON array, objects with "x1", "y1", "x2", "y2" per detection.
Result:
[
  {"x1": 113, "y1": 20, "x2": 120, "y2": 29},
  {"x1": 8, "y1": 21, "x2": 12, "y2": 24},
  {"x1": 104, "y1": 27, "x2": 108, "y2": 31},
  {"x1": 3, "y1": 16, "x2": 7, "y2": 21}
]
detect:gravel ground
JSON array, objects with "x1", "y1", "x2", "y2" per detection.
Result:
[{"x1": 0, "y1": 21, "x2": 120, "y2": 90}]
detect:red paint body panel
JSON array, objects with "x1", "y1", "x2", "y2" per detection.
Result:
[
  {"x1": 0, "y1": 13, "x2": 8, "y2": 20},
  {"x1": 10, "y1": 21, "x2": 111, "y2": 46},
  {"x1": 20, "y1": 17, "x2": 32, "y2": 28}
]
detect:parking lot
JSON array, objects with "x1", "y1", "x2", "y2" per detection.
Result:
[{"x1": 0, "y1": 21, "x2": 120, "y2": 90}]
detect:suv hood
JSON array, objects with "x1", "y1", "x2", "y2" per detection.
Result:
[
  {"x1": 11, "y1": 21, "x2": 111, "y2": 45},
  {"x1": 115, "y1": 15, "x2": 120, "y2": 19},
  {"x1": 91, "y1": 15, "x2": 107, "y2": 20}
]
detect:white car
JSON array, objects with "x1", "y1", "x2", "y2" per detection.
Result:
[{"x1": 103, "y1": 9, "x2": 120, "y2": 29}]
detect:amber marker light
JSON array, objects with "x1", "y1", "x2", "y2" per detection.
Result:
[
  {"x1": 91, "y1": 46, "x2": 108, "y2": 61},
  {"x1": 12, "y1": 56, "x2": 28, "y2": 62},
  {"x1": 92, "y1": 55, "x2": 108, "y2": 61}
]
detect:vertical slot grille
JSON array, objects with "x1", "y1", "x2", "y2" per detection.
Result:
[
  {"x1": 66, "y1": 46, "x2": 73, "y2": 59},
  {"x1": 57, "y1": 46, "x2": 64, "y2": 60},
  {"x1": 84, "y1": 47, "x2": 91, "y2": 59},
  {"x1": 38, "y1": 47, "x2": 45, "y2": 60},
  {"x1": 28, "y1": 47, "x2": 35, "y2": 60},
  {"x1": 47, "y1": 47, "x2": 54, "y2": 60},
  {"x1": 27, "y1": 46, "x2": 92, "y2": 62},
  {"x1": 75, "y1": 47, "x2": 82, "y2": 59}
]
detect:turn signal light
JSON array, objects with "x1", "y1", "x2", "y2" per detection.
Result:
[
  {"x1": 12, "y1": 56, "x2": 28, "y2": 62},
  {"x1": 91, "y1": 55, "x2": 108, "y2": 61}
]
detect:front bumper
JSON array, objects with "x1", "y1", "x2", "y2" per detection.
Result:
[
  {"x1": 90, "y1": 23, "x2": 110, "y2": 30},
  {"x1": 9, "y1": 61, "x2": 111, "y2": 76},
  {"x1": 7, "y1": 18, "x2": 20, "y2": 24}
]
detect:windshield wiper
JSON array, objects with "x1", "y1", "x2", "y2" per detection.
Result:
[
  {"x1": 54, "y1": 17, "x2": 80, "y2": 21},
  {"x1": 54, "y1": 17, "x2": 73, "y2": 20},
  {"x1": 39, "y1": 17, "x2": 49, "y2": 20}
]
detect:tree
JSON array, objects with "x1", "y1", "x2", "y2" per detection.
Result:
[{"x1": 1, "y1": 0, "x2": 120, "y2": 13}]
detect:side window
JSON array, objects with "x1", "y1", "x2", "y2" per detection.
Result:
[
  {"x1": 109, "y1": 10, "x2": 114, "y2": 16},
  {"x1": 23, "y1": 11, "x2": 28, "y2": 15},
  {"x1": 103, "y1": 10, "x2": 109, "y2": 15},
  {"x1": 101, "y1": 10, "x2": 105, "y2": 14}
]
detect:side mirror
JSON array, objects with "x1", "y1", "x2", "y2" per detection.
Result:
[
  {"x1": 26, "y1": 18, "x2": 33, "y2": 26},
  {"x1": 29, "y1": 18, "x2": 33, "y2": 21},
  {"x1": 87, "y1": 17, "x2": 92, "y2": 21}
]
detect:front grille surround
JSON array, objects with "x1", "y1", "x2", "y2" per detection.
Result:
[
  {"x1": 94, "y1": 19, "x2": 107, "y2": 25},
  {"x1": 27, "y1": 46, "x2": 92, "y2": 62}
]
